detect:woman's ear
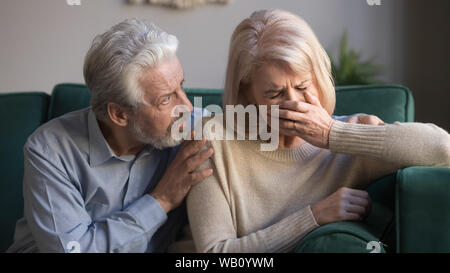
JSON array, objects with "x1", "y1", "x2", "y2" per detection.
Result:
[{"x1": 106, "y1": 102, "x2": 129, "y2": 127}]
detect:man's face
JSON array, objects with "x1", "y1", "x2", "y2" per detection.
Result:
[{"x1": 129, "y1": 56, "x2": 193, "y2": 149}]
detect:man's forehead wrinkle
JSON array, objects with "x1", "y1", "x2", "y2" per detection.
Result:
[
  {"x1": 138, "y1": 58, "x2": 184, "y2": 102},
  {"x1": 141, "y1": 69, "x2": 171, "y2": 95}
]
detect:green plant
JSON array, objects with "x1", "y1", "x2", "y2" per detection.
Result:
[{"x1": 329, "y1": 30, "x2": 382, "y2": 85}]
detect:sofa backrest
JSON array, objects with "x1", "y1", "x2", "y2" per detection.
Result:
[
  {"x1": 47, "y1": 83, "x2": 414, "y2": 124},
  {"x1": 48, "y1": 84, "x2": 92, "y2": 120},
  {"x1": 0, "y1": 92, "x2": 49, "y2": 251}
]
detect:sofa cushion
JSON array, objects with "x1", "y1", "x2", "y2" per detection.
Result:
[
  {"x1": 334, "y1": 85, "x2": 414, "y2": 123},
  {"x1": 0, "y1": 92, "x2": 49, "y2": 251},
  {"x1": 48, "y1": 83, "x2": 91, "y2": 120}
]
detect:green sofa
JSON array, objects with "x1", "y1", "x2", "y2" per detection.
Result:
[{"x1": 1, "y1": 83, "x2": 449, "y2": 253}]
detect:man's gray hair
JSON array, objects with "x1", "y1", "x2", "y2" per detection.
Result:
[{"x1": 83, "y1": 18, "x2": 179, "y2": 120}]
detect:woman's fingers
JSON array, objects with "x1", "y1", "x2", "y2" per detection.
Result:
[
  {"x1": 346, "y1": 114, "x2": 386, "y2": 126},
  {"x1": 274, "y1": 98, "x2": 333, "y2": 149},
  {"x1": 278, "y1": 109, "x2": 308, "y2": 123},
  {"x1": 348, "y1": 195, "x2": 370, "y2": 207},
  {"x1": 304, "y1": 90, "x2": 322, "y2": 107},
  {"x1": 345, "y1": 203, "x2": 367, "y2": 215},
  {"x1": 346, "y1": 190, "x2": 371, "y2": 218},
  {"x1": 344, "y1": 212, "x2": 363, "y2": 221},
  {"x1": 346, "y1": 116, "x2": 359, "y2": 124},
  {"x1": 279, "y1": 100, "x2": 310, "y2": 113},
  {"x1": 278, "y1": 119, "x2": 315, "y2": 138},
  {"x1": 348, "y1": 188, "x2": 370, "y2": 200}
]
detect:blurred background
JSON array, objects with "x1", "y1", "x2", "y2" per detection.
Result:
[{"x1": 0, "y1": 0, "x2": 449, "y2": 130}]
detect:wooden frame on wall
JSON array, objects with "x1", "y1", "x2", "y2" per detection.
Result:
[{"x1": 127, "y1": 0, "x2": 230, "y2": 9}]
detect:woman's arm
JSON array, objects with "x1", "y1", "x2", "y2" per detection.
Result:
[
  {"x1": 277, "y1": 90, "x2": 450, "y2": 167},
  {"x1": 329, "y1": 120, "x2": 450, "y2": 168},
  {"x1": 186, "y1": 158, "x2": 318, "y2": 253}
]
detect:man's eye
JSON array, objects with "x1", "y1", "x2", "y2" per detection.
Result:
[{"x1": 161, "y1": 95, "x2": 171, "y2": 105}]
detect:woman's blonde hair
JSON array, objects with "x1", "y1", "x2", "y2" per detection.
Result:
[{"x1": 223, "y1": 9, "x2": 335, "y2": 115}]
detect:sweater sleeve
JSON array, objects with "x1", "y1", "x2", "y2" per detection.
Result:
[
  {"x1": 329, "y1": 120, "x2": 450, "y2": 173},
  {"x1": 186, "y1": 149, "x2": 319, "y2": 253}
]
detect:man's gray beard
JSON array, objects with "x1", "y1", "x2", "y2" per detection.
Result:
[{"x1": 132, "y1": 115, "x2": 187, "y2": 150}]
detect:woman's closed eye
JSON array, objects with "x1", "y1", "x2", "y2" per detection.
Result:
[
  {"x1": 265, "y1": 89, "x2": 284, "y2": 99},
  {"x1": 267, "y1": 87, "x2": 307, "y2": 99},
  {"x1": 269, "y1": 91, "x2": 282, "y2": 99}
]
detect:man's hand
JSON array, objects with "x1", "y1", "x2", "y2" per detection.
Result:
[
  {"x1": 150, "y1": 132, "x2": 214, "y2": 213},
  {"x1": 346, "y1": 114, "x2": 385, "y2": 125},
  {"x1": 311, "y1": 187, "x2": 372, "y2": 226}
]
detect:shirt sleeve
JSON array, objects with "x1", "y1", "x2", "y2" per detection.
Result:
[
  {"x1": 22, "y1": 143, "x2": 168, "y2": 253},
  {"x1": 186, "y1": 156, "x2": 319, "y2": 253}
]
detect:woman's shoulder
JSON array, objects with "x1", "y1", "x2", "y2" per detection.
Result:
[{"x1": 196, "y1": 114, "x2": 254, "y2": 149}]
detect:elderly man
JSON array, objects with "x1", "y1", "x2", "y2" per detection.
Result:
[{"x1": 8, "y1": 19, "x2": 213, "y2": 253}]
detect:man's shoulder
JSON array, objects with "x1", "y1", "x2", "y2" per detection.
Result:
[{"x1": 25, "y1": 107, "x2": 90, "y2": 154}]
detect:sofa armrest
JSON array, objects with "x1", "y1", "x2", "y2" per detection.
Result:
[{"x1": 395, "y1": 166, "x2": 450, "y2": 253}]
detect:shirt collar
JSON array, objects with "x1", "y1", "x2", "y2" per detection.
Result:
[
  {"x1": 88, "y1": 109, "x2": 155, "y2": 166},
  {"x1": 88, "y1": 109, "x2": 117, "y2": 167}
]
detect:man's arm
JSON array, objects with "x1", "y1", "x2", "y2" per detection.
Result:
[{"x1": 23, "y1": 144, "x2": 168, "y2": 253}]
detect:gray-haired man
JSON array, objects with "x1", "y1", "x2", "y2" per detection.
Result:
[{"x1": 8, "y1": 19, "x2": 213, "y2": 253}]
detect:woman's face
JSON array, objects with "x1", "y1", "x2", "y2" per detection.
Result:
[{"x1": 246, "y1": 63, "x2": 321, "y2": 108}]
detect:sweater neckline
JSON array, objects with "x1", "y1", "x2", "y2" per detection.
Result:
[{"x1": 243, "y1": 139, "x2": 319, "y2": 162}]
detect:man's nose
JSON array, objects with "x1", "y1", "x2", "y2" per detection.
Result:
[{"x1": 178, "y1": 90, "x2": 194, "y2": 112}]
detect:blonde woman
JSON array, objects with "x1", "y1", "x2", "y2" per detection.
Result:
[{"x1": 173, "y1": 9, "x2": 450, "y2": 253}]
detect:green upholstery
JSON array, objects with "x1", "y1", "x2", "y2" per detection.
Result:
[
  {"x1": 185, "y1": 88, "x2": 224, "y2": 108},
  {"x1": 46, "y1": 84, "x2": 415, "y2": 125},
  {"x1": 48, "y1": 83, "x2": 92, "y2": 120},
  {"x1": 295, "y1": 222, "x2": 387, "y2": 253},
  {"x1": 0, "y1": 92, "x2": 49, "y2": 251},
  {"x1": 46, "y1": 84, "x2": 224, "y2": 120},
  {"x1": 0, "y1": 82, "x2": 446, "y2": 253},
  {"x1": 395, "y1": 166, "x2": 450, "y2": 253},
  {"x1": 334, "y1": 85, "x2": 415, "y2": 123}
]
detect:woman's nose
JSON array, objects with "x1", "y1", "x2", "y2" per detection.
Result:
[{"x1": 285, "y1": 87, "x2": 306, "y2": 102}]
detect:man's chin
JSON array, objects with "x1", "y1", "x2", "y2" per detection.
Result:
[{"x1": 147, "y1": 137, "x2": 183, "y2": 150}]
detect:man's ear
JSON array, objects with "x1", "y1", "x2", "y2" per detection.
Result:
[{"x1": 106, "y1": 102, "x2": 130, "y2": 127}]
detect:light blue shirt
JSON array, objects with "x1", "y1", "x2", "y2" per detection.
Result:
[{"x1": 8, "y1": 107, "x2": 187, "y2": 253}]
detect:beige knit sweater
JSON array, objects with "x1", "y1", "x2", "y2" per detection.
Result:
[{"x1": 169, "y1": 119, "x2": 450, "y2": 253}]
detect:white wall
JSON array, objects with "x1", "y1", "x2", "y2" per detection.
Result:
[{"x1": 0, "y1": 0, "x2": 403, "y2": 93}]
